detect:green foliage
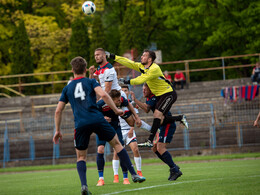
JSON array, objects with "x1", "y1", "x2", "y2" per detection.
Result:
[
  {"x1": 119, "y1": 7, "x2": 147, "y2": 55},
  {"x1": 69, "y1": 17, "x2": 90, "y2": 63},
  {"x1": 0, "y1": 0, "x2": 259, "y2": 95},
  {"x1": 156, "y1": 0, "x2": 260, "y2": 79},
  {"x1": 11, "y1": 20, "x2": 33, "y2": 75},
  {"x1": 89, "y1": 14, "x2": 106, "y2": 66},
  {"x1": 10, "y1": 19, "x2": 35, "y2": 94},
  {"x1": 11, "y1": 20, "x2": 33, "y2": 74}
]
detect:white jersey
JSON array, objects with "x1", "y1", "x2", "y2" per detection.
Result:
[
  {"x1": 94, "y1": 62, "x2": 121, "y2": 91},
  {"x1": 119, "y1": 107, "x2": 137, "y2": 145},
  {"x1": 119, "y1": 107, "x2": 131, "y2": 130}
]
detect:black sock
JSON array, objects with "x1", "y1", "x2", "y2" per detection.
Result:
[
  {"x1": 163, "y1": 115, "x2": 182, "y2": 125},
  {"x1": 77, "y1": 161, "x2": 87, "y2": 187},
  {"x1": 120, "y1": 159, "x2": 128, "y2": 172},
  {"x1": 117, "y1": 148, "x2": 136, "y2": 175},
  {"x1": 154, "y1": 151, "x2": 166, "y2": 163},
  {"x1": 148, "y1": 118, "x2": 161, "y2": 141},
  {"x1": 96, "y1": 153, "x2": 105, "y2": 174},
  {"x1": 161, "y1": 151, "x2": 179, "y2": 172}
]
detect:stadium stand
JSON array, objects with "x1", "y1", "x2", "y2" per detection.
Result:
[{"x1": 0, "y1": 78, "x2": 259, "y2": 167}]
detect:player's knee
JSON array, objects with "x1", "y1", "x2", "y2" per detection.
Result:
[
  {"x1": 132, "y1": 147, "x2": 140, "y2": 156},
  {"x1": 151, "y1": 146, "x2": 157, "y2": 153},
  {"x1": 109, "y1": 136, "x2": 123, "y2": 151},
  {"x1": 77, "y1": 153, "x2": 87, "y2": 161},
  {"x1": 153, "y1": 109, "x2": 163, "y2": 118},
  {"x1": 157, "y1": 145, "x2": 166, "y2": 154}
]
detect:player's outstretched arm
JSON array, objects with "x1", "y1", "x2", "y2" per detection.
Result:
[
  {"x1": 106, "y1": 51, "x2": 141, "y2": 73},
  {"x1": 53, "y1": 101, "x2": 66, "y2": 144},
  {"x1": 94, "y1": 86, "x2": 123, "y2": 116}
]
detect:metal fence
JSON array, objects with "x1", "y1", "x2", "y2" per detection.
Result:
[{"x1": 1, "y1": 97, "x2": 259, "y2": 168}]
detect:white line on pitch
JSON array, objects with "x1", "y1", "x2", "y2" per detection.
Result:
[{"x1": 101, "y1": 175, "x2": 260, "y2": 195}]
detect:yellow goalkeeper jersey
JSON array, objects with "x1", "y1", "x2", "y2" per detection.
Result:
[{"x1": 115, "y1": 56, "x2": 173, "y2": 96}]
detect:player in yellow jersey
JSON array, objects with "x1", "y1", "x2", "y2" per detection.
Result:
[{"x1": 106, "y1": 50, "x2": 188, "y2": 147}]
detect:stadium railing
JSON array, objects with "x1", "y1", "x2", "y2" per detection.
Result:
[{"x1": 0, "y1": 53, "x2": 259, "y2": 97}]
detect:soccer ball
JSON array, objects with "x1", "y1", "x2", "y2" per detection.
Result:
[{"x1": 82, "y1": 1, "x2": 96, "y2": 15}]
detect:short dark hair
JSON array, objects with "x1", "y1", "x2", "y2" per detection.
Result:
[
  {"x1": 95, "y1": 48, "x2": 105, "y2": 53},
  {"x1": 109, "y1": 89, "x2": 121, "y2": 99},
  {"x1": 144, "y1": 49, "x2": 156, "y2": 63},
  {"x1": 70, "y1": 56, "x2": 87, "y2": 74},
  {"x1": 121, "y1": 85, "x2": 129, "y2": 90}
]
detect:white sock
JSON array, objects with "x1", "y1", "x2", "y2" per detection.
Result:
[
  {"x1": 141, "y1": 120, "x2": 151, "y2": 131},
  {"x1": 134, "y1": 157, "x2": 142, "y2": 171},
  {"x1": 112, "y1": 160, "x2": 119, "y2": 175}
]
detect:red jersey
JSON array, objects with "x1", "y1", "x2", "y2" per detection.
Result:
[{"x1": 174, "y1": 72, "x2": 185, "y2": 80}]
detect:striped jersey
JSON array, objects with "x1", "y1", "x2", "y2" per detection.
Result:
[{"x1": 94, "y1": 62, "x2": 121, "y2": 91}]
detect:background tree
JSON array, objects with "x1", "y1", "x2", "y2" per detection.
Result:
[
  {"x1": 119, "y1": 7, "x2": 147, "y2": 55},
  {"x1": 69, "y1": 17, "x2": 90, "y2": 64},
  {"x1": 157, "y1": 0, "x2": 260, "y2": 81},
  {"x1": 0, "y1": 0, "x2": 259, "y2": 96},
  {"x1": 11, "y1": 19, "x2": 34, "y2": 94},
  {"x1": 89, "y1": 14, "x2": 106, "y2": 66}
]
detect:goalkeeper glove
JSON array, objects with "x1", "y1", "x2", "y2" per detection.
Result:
[
  {"x1": 118, "y1": 78, "x2": 130, "y2": 85},
  {"x1": 105, "y1": 51, "x2": 115, "y2": 60}
]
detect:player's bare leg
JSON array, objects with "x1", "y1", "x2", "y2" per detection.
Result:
[{"x1": 109, "y1": 135, "x2": 146, "y2": 183}]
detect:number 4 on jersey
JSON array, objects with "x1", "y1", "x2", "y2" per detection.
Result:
[{"x1": 74, "y1": 82, "x2": 86, "y2": 100}]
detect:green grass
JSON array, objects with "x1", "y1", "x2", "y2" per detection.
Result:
[
  {"x1": 1, "y1": 152, "x2": 260, "y2": 173},
  {"x1": 0, "y1": 153, "x2": 260, "y2": 195}
]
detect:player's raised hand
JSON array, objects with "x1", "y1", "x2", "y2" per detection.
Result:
[
  {"x1": 88, "y1": 65, "x2": 96, "y2": 74},
  {"x1": 130, "y1": 91, "x2": 136, "y2": 101},
  {"x1": 118, "y1": 78, "x2": 130, "y2": 85},
  {"x1": 105, "y1": 51, "x2": 115, "y2": 60},
  {"x1": 253, "y1": 120, "x2": 259, "y2": 127}
]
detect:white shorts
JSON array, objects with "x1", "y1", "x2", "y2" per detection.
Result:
[{"x1": 121, "y1": 129, "x2": 137, "y2": 145}]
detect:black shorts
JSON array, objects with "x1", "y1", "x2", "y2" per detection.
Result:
[
  {"x1": 155, "y1": 91, "x2": 177, "y2": 115},
  {"x1": 74, "y1": 119, "x2": 116, "y2": 150},
  {"x1": 96, "y1": 122, "x2": 124, "y2": 146},
  {"x1": 121, "y1": 110, "x2": 132, "y2": 119}
]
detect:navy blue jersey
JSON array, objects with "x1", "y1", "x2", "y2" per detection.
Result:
[
  {"x1": 146, "y1": 95, "x2": 157, "y2": 112},
  {"x1": 146, "y1": 94, "x2": 172, "y2": 116},
  {"x1": 59, "y1": 77, "x2": 104, "y2": 129},
  {"x1": 97, "y1": 96, "x2": 129, "y2": 123}
]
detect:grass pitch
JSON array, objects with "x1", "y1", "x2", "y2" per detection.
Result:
[{"x1": 0, "y1": 154, "x2": 260, "y2": 195}]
